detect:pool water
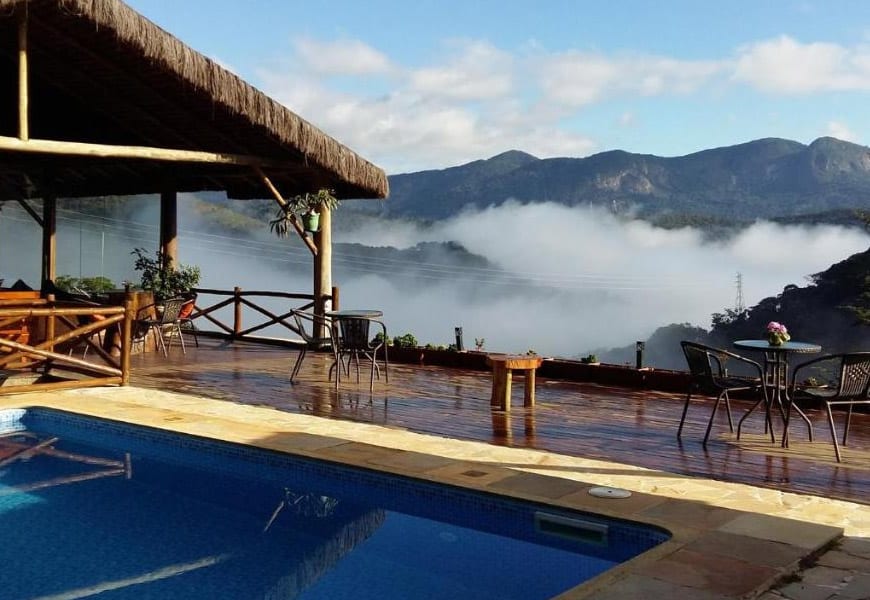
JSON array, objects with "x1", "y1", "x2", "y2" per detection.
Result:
[{"x1": 0, "y1": 408, "x2": 668, "y2": 599}]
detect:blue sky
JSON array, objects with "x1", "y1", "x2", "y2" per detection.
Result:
[{"x1": 126, "y1": 0, "x2": 870, "y2": 174}]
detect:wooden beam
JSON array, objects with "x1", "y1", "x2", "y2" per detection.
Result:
[
  {"x1": 160, "y1": 190, "x2": 178, "y2": 267},
  {"x1": 41, "y1": 194, "x2": 56, "y2": 285},
  {"x1": 253, "y1": 166, "x2": 318, "y2": 256},
  {"x1": 313, "y1": 205, "x2": 332, "y2": 337},
  {"x1": 0, "y1": 136, "x2": 296, "y2": 169},
  {"x1": 15, "y1": 198, "x2": 42, "y2": 227},
  {"x1": 17, "y1": 9, "x2": 28, "y2": 141}
]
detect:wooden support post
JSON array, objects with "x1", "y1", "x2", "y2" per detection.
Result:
[
  {"x1": 233, "y1": 286, "x2": 242, "y2": 338},
  {"x1": 313, "y1": 206, "x2": 332, "y2": 337},
  {"x1": 121, "y1": 298, "x2": 133, "y2": 385},
  {"x1": 17, "y1": 8, "x2": 28, "y2": 141},
  {"x1": 159, "y1": 190, "x2": 178, "y2": 267},
  {"x1": 331, "y1": 285, "x2": 340, "y2": 311},
  {"x1": 45, "y1": 294, "x2": 55, "y2": 353},
  {"x1": 41, "y1": 193, "x2": 56, "y2": 285}
]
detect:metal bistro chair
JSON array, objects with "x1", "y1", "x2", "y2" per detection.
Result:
[
  {"x1": 133, "y1": 297, "x2": 187, "y2": 357},
  {"x1": 334, "y1": 316, "x2": 388, "y2": 391},
  {"x1": 288, "y1": 309, "x2": 337, "y2": 383},
  {"x1": 789, "y1": 352, "x2": 870, "y2": 462},
  {"x1": 678, "y1": 341, "x2": 768, "y2": 445}
]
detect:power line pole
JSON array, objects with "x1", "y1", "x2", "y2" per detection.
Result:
[{"x1": 735, "y1": 272, "x2": 745, "y2": 314}]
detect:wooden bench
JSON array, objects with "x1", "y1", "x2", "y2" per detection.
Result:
[{"x1": 485, "y1": 354, "x2": 544, "y2": 411}]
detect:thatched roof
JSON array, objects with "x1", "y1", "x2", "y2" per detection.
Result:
[{"x1": 0, "y1": 0, "x2": 389, "y2": 200}]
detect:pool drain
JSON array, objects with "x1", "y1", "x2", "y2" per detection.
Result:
[{"x1": 588, "y1": 486, "x2": 632, "y2": 499}]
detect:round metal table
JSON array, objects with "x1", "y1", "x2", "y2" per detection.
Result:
[
  {"x1": 733, "y1": 339, "x2": 821, "y2": 446},
  {"x1": 325, "y1": 309, "x2": 383, "y2": 319}
]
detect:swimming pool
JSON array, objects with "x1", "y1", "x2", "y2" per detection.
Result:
[{"x1": 0, "y1": 408, "x2": 669, "y2": 599}]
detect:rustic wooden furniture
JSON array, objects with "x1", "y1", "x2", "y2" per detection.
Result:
[{"x1": 486, "y1": 354, "x2": 543, "y2": 411}]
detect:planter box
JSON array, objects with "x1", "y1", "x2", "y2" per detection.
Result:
[{"x1": 387, "y1": 347, "x2": 693, "y2": 393}]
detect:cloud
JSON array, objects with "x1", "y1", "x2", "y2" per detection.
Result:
[
  {"x1": 335, "y1": 204, "x2": 870, "y2": 356},
  {"x1": 733, "y1": 35, "x2": 870, "y2": 93},
  {"x1": 537, "y1": 52, "x2": 723, "y2": 107},
  {"x1": 826, "y1": 120, "x2": 859, "y2": 142},
  {"x1": 292, "y1": 37, "x2": 394, "y2": 76},
  {"x1": 257, "y1": 32, "x2": 868, "y2": 173},
  {"x1": 409, "y1": 40, "x2": 514, "y2": 101}
]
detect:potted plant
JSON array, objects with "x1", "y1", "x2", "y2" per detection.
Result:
[
  {"x1": 270, "y1": 188, "x2": 340, "y2": 236},
  {"x1": 131, "y1": 248, "x2": 201, "y2": 303}
]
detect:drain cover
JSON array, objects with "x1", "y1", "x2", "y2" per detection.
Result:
[{"x1": 588, "y1": 486, "x2": 632, "y2": 499}]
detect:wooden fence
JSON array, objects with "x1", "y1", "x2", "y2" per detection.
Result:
[{"x1": 0, "y1": 297, "x2": 132, "y2": 394}]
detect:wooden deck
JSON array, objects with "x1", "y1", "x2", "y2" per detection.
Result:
[{"x1": 128, "y1": 338, "x2": 870, "y2": 505}]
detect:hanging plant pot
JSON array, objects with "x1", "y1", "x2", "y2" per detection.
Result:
[{"x1": 301, "y1": 211, "x2": 321, "y2": 233}]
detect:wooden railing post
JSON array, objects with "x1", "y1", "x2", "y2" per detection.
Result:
[
  {"x1": 45, "y1": 293, "x2": 55, "y2": 352},
  {"x1": 233, "y1": 286, "x2": 242, "y2": 339},
  {"x1": 331, "y1": 286, "x2": 340, "y2": 312},
  {"x1": 121, "y1": 298, "x2": 133, "y2": 385}
]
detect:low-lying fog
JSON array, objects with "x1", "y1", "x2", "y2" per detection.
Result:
[{"x1": 1, "y1": 200, "x2": 867, "y2": 359}]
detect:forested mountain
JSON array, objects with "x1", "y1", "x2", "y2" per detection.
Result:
[{"x1": 379, "y1": 137, "x2": 870, "y2": 223}]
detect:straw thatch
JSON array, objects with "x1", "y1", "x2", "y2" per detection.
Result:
[{"x1": 0, "y1": 0, "x2": 388, "y2": 200}]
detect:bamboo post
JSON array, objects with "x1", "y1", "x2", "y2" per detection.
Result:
[
  {"x1": 17, "y1": 8, "x2": 28, "y2": 141},
  {"x1": 233, "y1": 286, "x2": 242, "y2": 338},
  {"x1": 313, "y1": 205, "x2": 332, "y2": 338},
  {"x1": 45, "y1": 294, "x2": 55, "y2": 353},
  {"x1": 41, "y1": 193, "x2": 57, "y2": 285},
  {"x1": 159, "y1": 190, "x2": 178, "y2": 268},
  {"x1": 121, "y1": 298, "x2": 132, "y2": 385}
]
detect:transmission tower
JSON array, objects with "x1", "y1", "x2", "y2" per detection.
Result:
[{"x1": 735, "y1": 272, "x2": 745, "y2": 314}]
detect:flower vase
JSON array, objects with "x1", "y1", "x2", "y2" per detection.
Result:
[{"x1": 767, "y1": 333, "x2": 784, "y2": 346}]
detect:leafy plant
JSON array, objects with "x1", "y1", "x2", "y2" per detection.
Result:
[
  {"x1": 270, "y1": 189, "x2": 340, "y2": 237},
  {"x1": 391, "y1": 333, "x2": 418, "y2": 348},
  {"x1": 131, "y1": 248, "x2": 201, "y2": 302},
  {"x1": 55, "y1": 275, "x2": 116, "y2": 295},
  {"x1": 580, "y1": 354, "x2": 599, "y2": 364}
]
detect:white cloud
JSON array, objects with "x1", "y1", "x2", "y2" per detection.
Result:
[
  {"x1": 826, "y1": 120, "x2": 859, "y2": 142},
  {"x1": 538, "y1": 52, "x2": 723, "y2": 107},
  {"x1": 409, "y1": 40, "x2": 514, "y2": 101},
  {"x1": 292, "y1": 37, "x2": 394, "y2": 75},
  {"x1": 335, "y1": 204, "x2": 870, "y2": 355},
  {"x1": 733, "y1": 35, "x2": 870, "y2": 93}
]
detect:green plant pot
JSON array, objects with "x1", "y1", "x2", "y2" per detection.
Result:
[{"x1": 302, "y1": 212, "x2": 320, "y2": 233}]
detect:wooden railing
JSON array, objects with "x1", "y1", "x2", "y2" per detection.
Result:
[
  {"x1": 0, "y1": 286, "x2": 337, "y2": 394},
  {"x1": 0, "y1": 298, "x2": 133, "y2": 395},
  {"x1": 186, "y1": 286, "x2": 337, "y2": 346}
]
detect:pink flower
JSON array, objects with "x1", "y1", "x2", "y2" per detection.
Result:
[{"x1": 766, "y1": 321, "x2": 788, "y2": 335}]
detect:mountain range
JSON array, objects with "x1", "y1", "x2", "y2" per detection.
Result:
[{"x1": 378, "y1": 137, "x2": 870, "y2": 223}]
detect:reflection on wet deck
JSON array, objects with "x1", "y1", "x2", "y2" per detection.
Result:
[{"x1": 129, "y1": 339, "x2": 870, "y2": 504}]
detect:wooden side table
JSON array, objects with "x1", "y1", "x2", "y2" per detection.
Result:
[{"x1": 485, "y1": 354, "x2": 544, "y2": 411}]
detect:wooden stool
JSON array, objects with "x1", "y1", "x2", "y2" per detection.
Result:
[{"x1": 485, "y1": 354, "x2": 543, "y2": 411}]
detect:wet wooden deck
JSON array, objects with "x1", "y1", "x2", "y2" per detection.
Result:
[{"x1": 128, "y1": 338, "x2": 870, "y2": 505}]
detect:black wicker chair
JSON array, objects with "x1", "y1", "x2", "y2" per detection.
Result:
[
  {"x1": 679, "y1": 341, "x2": 768, "y2": 445},
  {"x1": 288, "y1": 309, "x2": 336, "y2": 383},
  {"x1": 790, "y1": 352, "x2": 870, "y2": 462}
]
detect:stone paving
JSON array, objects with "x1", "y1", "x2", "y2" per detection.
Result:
[{"x1": 762, "y1": 537, "x2": 870, "y2": 600}]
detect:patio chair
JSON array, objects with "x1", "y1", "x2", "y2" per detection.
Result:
[
  {"x1": 289, "y1": 309, "x2": 336, "y2": 383},
  {"x1": 678, "y1": 341, "x2": 768, "y2": 445},
  {"x1": 790, "y1": 352, "x2": 870, "y2": 462},
  {"x1": 334, "y1": 316, "x2": 388, "y2": 391},
  {"x1": 177, "y1": 293, "x2": 199, "y2": 348},
  {"x1": 132, "y1": 297, "x2": 187, "y2": 357}
]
